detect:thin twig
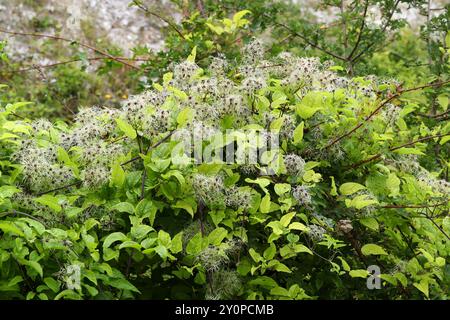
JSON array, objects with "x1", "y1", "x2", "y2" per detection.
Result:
[
  {"x1": 37, "y1": 181, "x2": 81, "y2": 196},
  {"x1": 1, "y1": 210, "x2": 47, "y2": 226},
  {"x1": 351, "y1": 0, "x2": 401, "y2": 63},
  {"x1": 346, "y1": 133, "x2": 450, "y2": 170},
  {"x1": 381, "y1": 201, "x2": 448, "y2": 209},
  {"x1": 265, "y1": 14, "x2": 346, "y2": 61},
  {"x1": 324, "y1": 80, "x2": 450, "y2": 149},
  {"x1": 347, "y1": 0, "x2": 369, "y2": 60},
  {"x1": 121, "y1": 130, "x2": 176, "y2": 166},
  {"x1": 133, "y1": 1, "x2": 185, "y2": 39}
]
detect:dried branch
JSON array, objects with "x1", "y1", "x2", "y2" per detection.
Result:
[
  {"x1": 12, "y1": 57, "x2": 150, "y2": 73},
  {"x1": 0, "y1": 29, "x2": 140, "y2": 70}
]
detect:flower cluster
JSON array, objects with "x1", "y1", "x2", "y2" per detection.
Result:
[
  {"x1": 191, "y1": 174, "x2": 225, "y2": 207},
  {"x1": 284, "y1": 153, "x2": 306, "y2": 177},
  {"x1": 292, "y1": 185, "x2": 312, "y2": 206}
]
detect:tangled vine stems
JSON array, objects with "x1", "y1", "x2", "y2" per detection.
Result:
[
  {"x1": 0, "y1": 29, "x2": 140, "y2": 70},
  {"x1": 324, "y1": 79, "x2": 450, "y2": 150}
]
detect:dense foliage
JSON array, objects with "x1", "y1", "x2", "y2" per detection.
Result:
[{"x1": 0, "y1": 1, "x2": 449, "y2": 300}]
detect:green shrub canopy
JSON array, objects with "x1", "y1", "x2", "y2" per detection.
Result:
[{"x1": 0, "y1": 39, "x2": 448, "y2": 300}]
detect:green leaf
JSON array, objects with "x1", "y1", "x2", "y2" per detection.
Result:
[
  {"x1": 280, "y1": 244, "x2": 312, "y2": 258},
  {"x1": 158, "y1": 230, "x2": 172, "y2": 247},
  {"x1": 386, "y1": 173, "x2": 400, "y2": 197},
  {"x1": 170, "y1": 232, "x2": 183, "y2": 254},
  {"x1": 345, "y1": 195, "x2": 378, "y2": 209},
  {"x1": 394, "y1": 147, "x2": 425, "y2": 155},
  {"x1": 111, "y1": 202, "x2": 134, "y2": 214},
  {"x1": 34, "y1": 195, "x2": 62, "y2": 212},
  {"x1": 440, "y1": 135, "x2": 450, "y2": 145},
  {"x1": 270, "y1": 286, "x2": 290, "y2": 296},
  {"x1": 0, "y1": 185, "x2": 19, "y2": 198},
  {"x1": 186, "y1": 232, "x2": 203, "y2": 255},
  {"x1": 339, "y1": 182, "x2": 366, "y2": 195},
  {"x1": 359, "y1": 217, "x2": 379, "y2": 231},
  {"x1": 263, "y1": 243, "x2": 276, "y2": 260},
  {"x1": 115, "y1": 118, "x2": 136, "y2": 139},
  {"x1": 22, "y1": 260, "x2": 43, "y2": 278},
  {"x1": 177, "y1": 108, "x2": 194, "y2": 126},
  {"x1": 435, "y1": 257, "x2": 445, "y2": 267},
  {"x1": 260, "y1": 194, "x2": 271, "y2": 213},
  {"x1": 131, "y1": 225, "x2": 153, "y2": 240},
  {"x1": 361, "y1": 244, "x2": 388, "y2": 256},
  {"x1": 232, "y1": 10, "x2": 251, "y2": 24},
  {"x1": 289, "y1": 222, "x2": 308, "y2": 232},
  {"x1": 54, "y1": 289, "x2": 82, "y2": 300},
  {"x1": 293, "y1": 122, "x2": 304, "y2": 144},
  {"x1": 280, "y1": 212, "x2": 295, "y2": 227},
  {"x1": 274, "y1": 183, "x2": 291, "y2": 196},
  {"x1": 349, "y1": 269, "x2": 369, "y2": 278},
  {"x1": 110, "y1": 162, "x2": 125, "y2": 188},
  {"x1": 272, "y1": 261, "x2": 291, "y2": 273},
  {"x1": 103, "y1": 232, "x2": 128, "y2": 249},
  {"x1": 44, "y1": 277, "x2": 60, "y2": 293},
  {"x1": 248, "y1": 276, "x2": 277, "y2": 289},
  {"x1": 108, "y1": 278, "x2": 141, "y2": 293},
  {"x1": 249, "y1": 248, "x2": 262, "y2": 263},
  {"x1": 237, "y1": 258, "x2": 251, "y2": 276},
  {"x1": 208, "y1": 227, "x2": 228, "y2": 246},
  {"x1": 187, "y1": 46, "x2": 197, "y2": 62},
  {"x1": 0, "y1": 221, "x2": 24, "y2": 237},
  {"x1": 413, "y1": 279, "x2": 429, "y2": 298},
  {"x1": 437, "y1": 94, "x2": 448, "y2": 110},
  {"x1": 174, "y1": 199, "x2": 196, "y2": 218},
  {"x1": 330, "y1": 176, "x2": 338, "y2": 196},
  {"x1": 296, "y1": 104, "x2": 321, "y2": 119}
]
